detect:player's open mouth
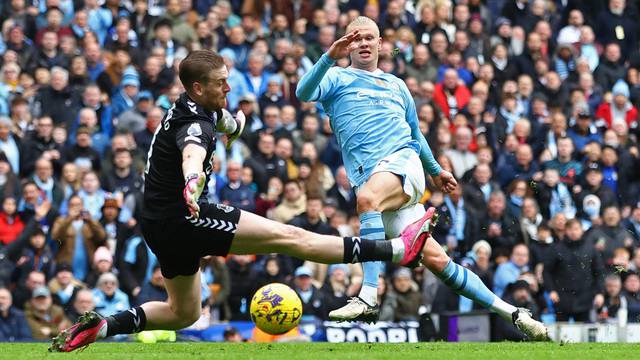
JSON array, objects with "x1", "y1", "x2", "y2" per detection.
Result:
[{"x1": 359, "y1": 50, "x2": 371, "y2": 56}]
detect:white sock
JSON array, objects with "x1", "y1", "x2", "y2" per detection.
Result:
[
  {"x1": 358, "y1": 285, "x2": 378, "y2": 306},
  {"x1": 390, "y1": 237, "x2": 405, "y2": 263},
  {"x1": 491, "y1": 296, "x2": 518, "y2": 321},
  {"x1": 97, "y1": 321, "x2": 108, "y2": 339}
]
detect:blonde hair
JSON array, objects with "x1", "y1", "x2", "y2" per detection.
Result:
[{"x1": 346, "y1": 16, "x2": 379, "y2": 37}]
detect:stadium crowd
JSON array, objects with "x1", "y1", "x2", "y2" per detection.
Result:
[{"x1": 0, "y1": 0, "x2": 639, "y2": 342}]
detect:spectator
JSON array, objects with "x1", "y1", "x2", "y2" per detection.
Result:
[
  {"x1": 12, "y1": 271, "x2": 45, "y2": 311},
  {"x1": 0, "y1": 118, "x2": 20, "y2": 176},
  {"x1": 586, "y1": 205, "x2": 634, "y2": 265},
  {"x1": 226, "y1": 254, "x2": 258, "y2": 321},
  {"x1": 100, "y1": 198, "x2": 134, "y2": 264},
  {"x1": 595, "y1": 80, "x2": 639, "y2": 130},
  {"x1": 433, "y1": 185, "x2": 480, "y2": 255},
  {"x1": 51, "y1": 194, "x2": 106, "y2": 282},
  {"x1": 574, "y1": 164, "x2": 617, "y2": 218},
  {"x1": 544, "y1": 219, "x2": 605, "y2": 322},
  {"x1": 134, "y1": 106, "x2": 163, "y2": 158},
  {"x1": 445, "y1": 127, "x2": 477, "y2": 179},
  {"x1": 380, "y1": 268, "x2": 421, "y2": 321},
  {"x1": 24, "y1": 286, "x2": 71, "y2": 340},
  {"x1": 0, "y1": 197, "x2": 24, "y2": 245},
  {"x1": 596, "y1": 0, "x2": 638, "y2": 57},
  {"x1": 84, "y1": 246, "x2": 114, "y2": 288},
  {"x1": 292, "y1": 266, "x2": 326, "y2": 321},
  {"x1": 243, "y1": 132, "x2": 287, "y2": 194},
  {"x1": 493, "y1": 244, "x2": 529, "y2": 298},
  {"x1": 433, "y1": 68, "x2": 471, "y2": 120},
  {"x1": 567, "y1": 108, "x2": 603, "y2": 152},
  {"x1": 32, "y1": 157, "x2": 64, "y2": 207},
  {"x1": 117, "y1": 91, "x2": 153, "y2": 134},
  {"x1": 533, "y1": 167, "x2": 576, "y2": 219},
  {"x1": 624, "y1": 203, "x2": 640, "y2": 243},
  {"x1": 544, "y1": 136, "x2": 583, "y2": 186},
  {"x1": 480, "y1": 191, "x2": 521, "y2": 254},
  {"x1": 219, "y1": 161, "x2": 256, "y2": 212},
  {"x1": 0, "y1": 154, "x2": 19, "y2": 203},
  {"x1": 120, "y1": 232, "x2": 157, "y2": 300},
  {"x1": 0, "y1": 287, "x2": 32, "y2": 341},
  {"x1": 48, "y1": 263, "x2": 84, "y2": 311},
  {"x1": 111, "y1": 67, "x2": 140, "y2": 118},
  {"x1": 497, "y1": 143, "x2": 539, "y2": 188},
  {"x1": 62, "y1": 126, "x2": 101, "y2": 172},
  {"x1": 299, "y1": 142, "x2": 334, "y2": 195},
  {"x1": 66, "y1": 288, "x2": 95, "y2": 323},
  {"x1": 596, "y1": 274, "x2": 626, "y2": 323},
  {"x1": 101, "y1": 149, "x2": 143, "y2": 199},
  {"x1": 288, "y1": 194, "x2": 335, "y2": 239},
  {"x1": 20, "y1": 116, "x2": 62, "y2": 177},
  {"x1": 327, "y1": 166, "x2": 356, "y2": 215},
  {"x1": 320, "y1": 264, "x2": 352, "y2": 315},
  {"x1": 623, "y1": 271, "x2": 640, "y2": 323},
  {"x1": 11, "y1": 225, "x2": 56, "y2": 286},
  {"x1": 137, "y1": 265, "x2": 168, "y2": 305},
  {"x1": 92, "y1": 272, "x2": 130, "y2": 317},
  {"x1": 242, "y1": 51, "x2": 271, "y2": 98},
  {"x1": 594, "y1": 43, "x2": 626, "y2": 91},
  {"x1": 271, "y1": 180, "x2": 306, "y2": 224},
  {"x1": 33, "y1": 67, "x2": 79, "y2": 127}
]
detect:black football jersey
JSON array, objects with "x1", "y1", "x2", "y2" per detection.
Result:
[{"x1": 142, "y1": 93, "x2": 221, "y2": 219}]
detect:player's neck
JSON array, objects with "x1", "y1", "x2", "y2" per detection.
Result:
[{"x1": 351, "y1": 62, "x2": 379, "y2": 73}]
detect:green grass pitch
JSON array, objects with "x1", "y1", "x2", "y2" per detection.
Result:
[{"x1": 0, "y1": 342, "x2": 638, "y2": 360}]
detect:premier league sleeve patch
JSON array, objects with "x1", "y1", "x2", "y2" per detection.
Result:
[{"x1": 185, "y1": 123, "x2": 202, "y2": 143}]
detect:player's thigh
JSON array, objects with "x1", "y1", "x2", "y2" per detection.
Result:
[
  {"x1": 229, "y1": 209, "x2": 304, "y2": 254},
  {"x1": 163, "y1": 272, "x2": 202, "y2": 318},
  {"x1": 358, "y1": 171, "x2": 407, "y2": 211},
  {"x1": 358, "y1": 149, "x2": 426, "y2": 212},
  {"x1": 382, "y1": 203, "x2": 426, "y2": 238}
]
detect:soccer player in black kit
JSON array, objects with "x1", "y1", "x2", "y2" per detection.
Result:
[{"x1": 50, "y1": 50, "x2": 437, "y2": 352}]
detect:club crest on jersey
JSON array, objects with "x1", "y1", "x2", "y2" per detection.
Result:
[
  {"x1": 185, "y1": 123, "x2": 202, "y2": 143},
  {"x1": 216, "y1": 203, "x2": 234, "y2": 213}
]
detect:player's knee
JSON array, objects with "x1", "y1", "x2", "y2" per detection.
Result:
[
  {"x1": 171, "y1": 302, "x2": 201, "y2": 328},
  {"x1": 356, "y1": 191, "x2": 381, "y2": 213}
]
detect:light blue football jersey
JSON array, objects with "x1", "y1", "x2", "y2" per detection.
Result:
[{"x1": 309, "y1": 66, "x2": 421, "y2": 187}]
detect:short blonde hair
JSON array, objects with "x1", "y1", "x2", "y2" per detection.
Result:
[{"x1": 346, "y1": 16, "x2": 379, "y2": 37}]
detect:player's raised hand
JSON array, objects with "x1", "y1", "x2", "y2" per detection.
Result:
[
  {"x1": 183, "y1": 172, "x2": 206, "y2": 218},
  {"x1": 328, "y1": 30, "x2": 360, "y2": 60},
  {"x1": 225, "y1": 110, "x2": 246, "y2": 150},
  {"x1": 433, "y1": 170, "x2": 457, "y2": 193}
]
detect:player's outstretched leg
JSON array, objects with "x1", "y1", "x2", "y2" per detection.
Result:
[
  {"x1": 228, "y1": 209, "x2": 428, "y2": 267},
  {"x1": 421, "y1": 237, "x2": 550, "y2": 341},
  {"x1": 50, "y1": 272, "x2": 202, "y2": 352}
]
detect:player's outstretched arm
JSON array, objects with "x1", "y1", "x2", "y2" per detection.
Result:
[
  {"x1": 296, "y1": 30, "x2": 360, "y2": 102},
  {"x1": 405, "y1": 94, "x2": 457, "y2": 193},
  {"x1": 182, "y1": 144, "x2": 207, "y2": 218}
]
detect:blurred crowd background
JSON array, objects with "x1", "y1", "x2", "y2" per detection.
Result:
[{"x1": 0, "y1": 0, "x2": 639, "y2": 342}]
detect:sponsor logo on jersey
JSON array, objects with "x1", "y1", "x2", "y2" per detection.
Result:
[{"x1": 216, "y1": 203, "x2": 234, "y2": 213}]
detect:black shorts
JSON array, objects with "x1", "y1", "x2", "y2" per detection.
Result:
[{"x1": 141, "y1": 202, "x2": 241, "y2": 279}]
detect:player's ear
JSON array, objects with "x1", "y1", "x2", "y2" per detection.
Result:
[
  {"x1": 192, "y1": 81, "x2": 203, "y2": 97},
  {"x1": 377, "y1": 37, "x2": 382, "y2": 51}
]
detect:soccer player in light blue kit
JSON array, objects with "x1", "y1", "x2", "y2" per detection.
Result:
[{"x1": 296, "y1": 16, "x2": 548, "y2": 340}]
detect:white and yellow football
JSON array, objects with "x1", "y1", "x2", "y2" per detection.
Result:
[{"x1": 250, "y1": 283, "x2": 303, "y2": 335}]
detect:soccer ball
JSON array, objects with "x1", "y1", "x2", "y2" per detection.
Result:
[{"x1": 250, "y1": 283, "x2": 303, "y2": 335}]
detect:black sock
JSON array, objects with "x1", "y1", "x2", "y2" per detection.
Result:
[
  {"x1": 106, "y1": 306, "x2": 147, "y2": 336},
  {"x1": 343, "y1": 237, "x2": 393, "y2": 263}
]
